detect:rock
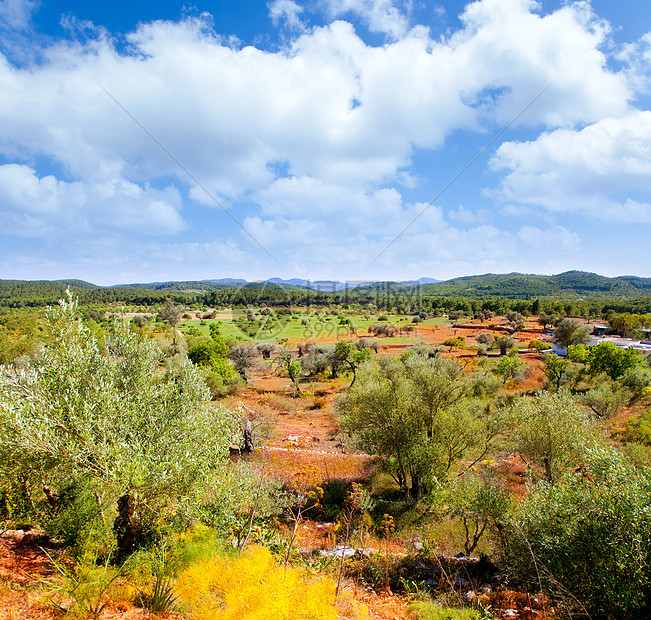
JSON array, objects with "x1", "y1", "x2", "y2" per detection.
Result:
[
  {"x1": 454, "y1": 577, "x2": 469, "y2": 588},
  {"x1": 321, "y1": 546, "x2": 356, "y2": 558},
  {"x1": 316, "y1": 522, "x2": 334, "y2": 529}
]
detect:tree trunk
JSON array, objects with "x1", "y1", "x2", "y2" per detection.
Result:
[
  {"x1": 243, "y1": 420, "x2": 255, "y2": 453},
  {"x1": 114, "y1": 493, "x2": 139, "y2": 562},
  {"x1": 543, "y1": 457, "x2": 553, "y2": 484}
]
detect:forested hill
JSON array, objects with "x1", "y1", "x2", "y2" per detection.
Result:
[
  {"x1": 0, "y1": 279, "x2": 318, "y2": 308},
  {"x1": 3, "y1": 271, "x2": 651, "y2": 308},
  {"x1": 417, "y1": 271, "x2": 651, "y2": 299},
  {"x1": 0, "y1": 279, "x2": 186, "y2": 308}
]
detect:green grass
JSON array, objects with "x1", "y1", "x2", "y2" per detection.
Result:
[{"x1": 178, "y1": 311, "x2": 456, "y2": 345}]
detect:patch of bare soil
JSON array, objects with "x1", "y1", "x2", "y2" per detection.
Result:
[{"x1": 0, "y1": 529, "x2": 57, "y2": 620}]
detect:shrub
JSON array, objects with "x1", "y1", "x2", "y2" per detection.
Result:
[
  {"x1": 582, "y1": 383, "x2": 631, "y2": 418},
  {"x1": 625, "y1": 408, "x2": 651, "y2": 446},
  {"x1": 620, "y1": 365, "x2": 651, "y2": 397},
  {"x1": 174, "y1": 545, "x2": 367, "y2": 619},
  {"x1": 501, "y1": 447, "x2": 651, "y2": 619},
  {"x1": 528, "y1": 339, "x2": 551, "y2": 352},
  {"x1": 408, "y1": 603, "x2": 485, "y2": 620},
  {"x1": 0, "y1": 292, "x2": 243, "y2": 552}
]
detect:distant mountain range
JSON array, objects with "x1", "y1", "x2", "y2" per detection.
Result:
[{"x1": 203, "y1": 276, "x2": 440, "y2": 291}]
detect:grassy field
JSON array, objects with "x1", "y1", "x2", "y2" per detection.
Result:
[{"x1": 178, "y1": 310, "x2": 458, "y2": 344}]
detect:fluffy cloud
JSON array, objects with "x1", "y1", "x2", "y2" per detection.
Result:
[
  {"x1": 0, "y1": 0, "x2": 628, "y2": 194},
  {"x1": 321, "y1": 0, "x2": 410, "y2": 39},
  {"x1": 490, "y1": 110, "x2": 651, "y2": 222},
  {"x1": 0, "y1": 164, "x2": 185, "y2": 238},
  {"x1": 0, "y1": 0, "x2": 646, "y2": 281},
  {"x1": 269, "y1": 0, "x2": 306, "y2": 31},
  {"x1": 0, "y1": 0, "x2": 38, "y2": 29},
  {"x1": 517, "y1": 224, "x2": 580, "y2": 252}
]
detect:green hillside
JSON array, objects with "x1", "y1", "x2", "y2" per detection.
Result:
[{"x1": 418, "y1": 271, "x2": 651, "y2": 299}]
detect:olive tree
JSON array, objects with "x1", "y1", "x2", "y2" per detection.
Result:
[
  {"x1": 0, "y1": 293, "x2": 240, "y2": 555},
  {"x1": 495, "y1": 335, "x2": 515, "y2": 356},
  {"x1": 502, "y1": 447, "x2": 651, "y2": 619},
  {"x1": 511, "y1": 390, "x2": 602, "y2": 484},
  {"x1": 338, "y1": 356, "x2": 500, "y2": 499},
  {"x1": 553, "y1": 318, "x2": 591, "y2": 350}
]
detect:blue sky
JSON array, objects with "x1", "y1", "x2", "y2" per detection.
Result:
[{"x1": 1, "y1": 0, "x2": 651, "y2": 285}]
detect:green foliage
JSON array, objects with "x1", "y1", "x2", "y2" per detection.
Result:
[
  {"x1": 469, "y1": 370, "x2": 502, "y2": 397},
  {"x1": 553, "y1": 318, "x2": 591, "y2": 349},
  {"x1": 332, "y1": 340, "x2": 372, "y2": 385},
  {"x1": 511, "y1": 390, "x2": 602, "y2": 484},
  {"x1": 585, "y1": 341, "x2": 643, "y2": 380},
  {"x1": 567, "y1": 343, "x2": 589, "y2": 363},
  {"x1": 501, "y1": 447, "x2": 651, "y2": 619},
  {"x1": 187, "y1": 337, "x2": 229, "y2": 366},
  {"x1": 476, "y1": 332, "x2": 494, "y2": 346},
  {"x1": 528, "y1": 338, "x2": 551, "y2": 352},
  {"x1": 44, "y1": 543, "x2": 122, "y2": 619},
  {"x1": 338, "y1": 356, "x2": 499, "y2": 498},
  {"x1": 442, "y1": 336, "x2": 465, "y2": 350},
  {"x1": 408, "y1": 602, "x2": 487, "y2": 620},
  {"x1": 543, "y1": 354, "x2": 569, "y2": 390},
  {"x1": 495, "y1": 335, "x2": 515, "y2": 355},
  {"x1": 619, "y1": 364, "x2": 651, "y2": 396},
  {"x1": 608, "y1": 311, "x2": 649, "y2": 337},
  {"x1": 187, "y1": 336, "x2": 238, "y2": 397},
  {"x1": 447, "y1": 474, "x2": 509, "y2": 555},
  {"x1": 582, "y1": 383, "x2": 631, "y2": 418},
  {"x1": 625, "y1": 408, "x2": 651, "y2": 446},
  {"x1": 493, "y1": 355, "x2": 524, "y2": 385},
  {"x1": 0, "y1": 292, "x2": 242, "y2": 544},
  {"x1": 273, "y1": 348, "x2": 302, "y2": 393}
]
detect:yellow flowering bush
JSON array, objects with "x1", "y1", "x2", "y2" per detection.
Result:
[{"x1": 175, "y1": 545, "x2": 366, "y2": 620}]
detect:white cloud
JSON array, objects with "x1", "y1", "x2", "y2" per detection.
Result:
[
  {"x1": 0, "y1": 0, "x2": 644, "y2": 281},
  {"x1": 490, "y1": 110, "x2": 651, "y2": 222},
  {"x1": 269, "y1": 0, "x2": 306, "y2": 31},
  {"x1": 451, "y1": 0, "x2": 628, "y2": 127},
  {"x1": 0, "y1": 164, "x2": 186, "y2": 239},
  {"x1": 448, "y1": 205, "x2": 491, "y2": 223},
  {"x1": 618, "y1": 32, "x2": 651, "y2": 95},
  {"x1": 517, "y1": 224, "x2": 580, "y2": 252},
  {"x1": 322, "y1": 0, "x2": 410, "y2": 39},
  {"x1": 0, "y1": 2, "x2": 629, "y2": 200},
  {"x1": 0, "y1": 0, "x2": 38, "y2": 29}
]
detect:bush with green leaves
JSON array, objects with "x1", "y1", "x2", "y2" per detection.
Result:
[
  {"x1": 494, "y1": 354, "x2": 525, "y2": 385},
  {"x1": 447, "y1": 474, "x2": 509, "y2": 555},
  {"x1": 501, "y1": 446, "x2": 651, "y2": 619},
  {"x1": 408, "y1": 603, "x2": 487, "y2": 620},
  {"x1": 620, "y1": 364, "x2": 651, "y2": 397},
  {"x1": 586, "y1": 341, "x2": 643, "y2": 380},
  {"x1": 581, "y1": 382, "x2": 631, "y2": 418},
  {"x1": 625, "y1": 408, "x2": 651, "y2": 446},
  {"x1": 338, "y1": 356, "x2": 500, "y2": 499},
  {"x1": 0, "y1": 292, "x2": 244, "y2": 550},
  {"x1": 510, "y1": 390, "x2": 603, "y2": 484}
]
